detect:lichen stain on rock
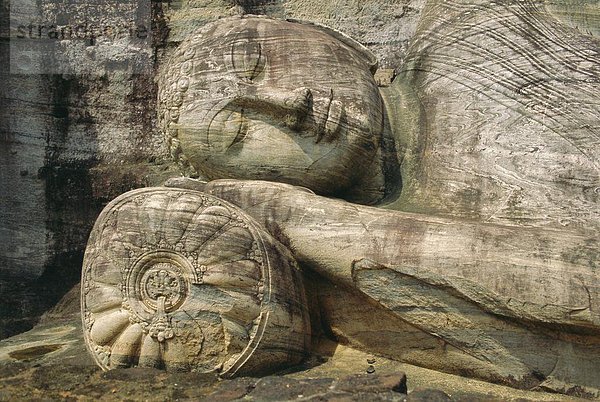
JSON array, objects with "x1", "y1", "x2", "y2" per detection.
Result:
[{"x1": 8, "y1": 344, "x2": 63, "y2": 362}]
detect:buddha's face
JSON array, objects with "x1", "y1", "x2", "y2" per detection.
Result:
[{"x1": 160, "y1": 17, "x2": 383, "y2": 195}]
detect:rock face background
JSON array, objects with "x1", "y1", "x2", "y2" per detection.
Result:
[
  {"x1": 0, "y1": 0, "x2": 598, "y2": 364},
  {"x1": 0, "y1": 0, "x2": 173, "y2": 338}
]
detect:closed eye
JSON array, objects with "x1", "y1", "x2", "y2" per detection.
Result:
[
  {"x1": 227, "y1": 39, "x2": 265, "y2": 82},
  {"x1": 204, "y1": 101, "x2": 249, "y2": 152}
]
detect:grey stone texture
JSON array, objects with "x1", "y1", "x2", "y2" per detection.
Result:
[{"x1": 1, "y1": 0, "x2": 599, "y2": 398}]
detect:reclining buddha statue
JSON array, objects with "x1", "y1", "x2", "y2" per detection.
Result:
[{"x1": 82, "y1": 5, "x2": 600, "y2": 397}]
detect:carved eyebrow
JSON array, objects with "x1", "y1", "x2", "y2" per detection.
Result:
[
  {"x1": 225, "y1": 39, "x2": 266, "y2": 82},
  {"x1": 229, "y1": 90, "x2": 311, "y2": 116}
]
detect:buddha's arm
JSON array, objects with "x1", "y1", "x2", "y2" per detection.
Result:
[
  {"x1": 165, "y1": 178, "x2": 600, "y2": 391},
  {"x1": 165, "y1": 177, "x2": 600, "y2": 333}
]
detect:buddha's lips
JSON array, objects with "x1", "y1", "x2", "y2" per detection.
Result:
[
  {"x1": 314, "y1": 91, "x2": 333, "y2": 144},
  {"x1": 316, "y1": 96, "x2": 344, "y2": 144}
]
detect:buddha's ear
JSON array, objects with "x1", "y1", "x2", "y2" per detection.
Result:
[{"x1": 285, "y1": 18, "x2": 379, "y2": 75}]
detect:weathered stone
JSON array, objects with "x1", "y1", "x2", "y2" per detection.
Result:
[
  {"x1": 1, "y1": 0, "x2": 598, "y2": 400},
  {"x1": 83, "y1": 8, "x2": 600, "y2": 395},
  {"x1": 248, "y1": 376, "x2": 335, "y2": 400},
  {"x1": 205, "y1": 376, "x2": 258, "y2": 401},
  {"x1": 0, "y1": 315, "x2": 588, "y2": 401},
  {"x1": 406, "y1": 389, "x2": 451, "y2": 402},
  {"x1": 0, "y1": 0, "x2": 172, "y2": 339},
  {"x1": 335, "y1": 372, "x2": 407, "y2": 394},
  {"x1": 374, "y1": 68, "x2": 396, "y2": 87}
]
